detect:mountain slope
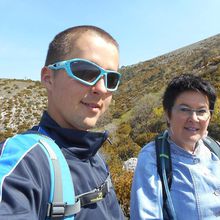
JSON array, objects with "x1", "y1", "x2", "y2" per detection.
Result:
[{"x1": 1, "y1": 34, "x2": 220, "y2": 142}]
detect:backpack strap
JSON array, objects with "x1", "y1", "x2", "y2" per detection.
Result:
[
  {"x1": 26, "y1": 133, "x2": 113, "y2": 218},
  {"x1": 203, "y1": 136, "x2": 220, "y2": 159},
  {"x1": 155, "y1": 130, "x2": 172, "y2": 196},
  {"x1": 34, "y1": 135, "x2": 78, "y2": 220},
  {"x1": 39, "y1": 136, "x2": 112, "y2": 216},
  {"x1": 155, "y1": 130, "x2": 177, "y2": 220},
  {"x1": 75, "y1": 173, "x2": 112, "y2": 206}
]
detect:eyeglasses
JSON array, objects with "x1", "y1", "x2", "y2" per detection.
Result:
[
  {"x1": 173, "y1": 105, "x2": 213, "y2": 121},
  {"x1": 48, "y1": 58, "x2": 121, "y2": 92}
]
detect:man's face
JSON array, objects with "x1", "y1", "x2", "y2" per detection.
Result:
[{"x1": 43, "y1": 33, "x2": 119, "y2": 130}]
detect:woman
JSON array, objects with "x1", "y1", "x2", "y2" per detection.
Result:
[{"x1": 130, "y1": 74, "x2": 220, "y2": 220}]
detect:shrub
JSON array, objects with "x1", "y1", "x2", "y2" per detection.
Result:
[
  {"x1": 135, "y1": 132, "x2": 157, "y2": 147},
  {"x1": 113, "y1": 171, "x2": 134, "y2": 218}
]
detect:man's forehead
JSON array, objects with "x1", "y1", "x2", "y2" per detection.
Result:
[{"x1": 66, "y1": 34, "x2": 118, "y2": 59}]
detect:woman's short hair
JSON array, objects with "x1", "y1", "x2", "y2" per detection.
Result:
[{"x1": 163, "y1": 74, "x2": 216, "y2": 118}]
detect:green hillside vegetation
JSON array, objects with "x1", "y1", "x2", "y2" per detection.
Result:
[{"x1": 1, "y1": 34, "x2": 220, "y2": 217}]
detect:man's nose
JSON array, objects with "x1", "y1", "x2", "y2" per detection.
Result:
[{"x1": 92, "y1": 77, "x2": 108, "y2": 94}]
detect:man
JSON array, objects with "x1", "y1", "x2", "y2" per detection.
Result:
[{"x1": 0, "y1": 25, "x2": 124, "y2": 219}]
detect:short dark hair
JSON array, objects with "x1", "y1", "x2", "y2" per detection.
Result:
[
  {"x1": 163, "y1": 74, "x2": 216, "y2": 117},
  {"x1": 45, "y1": 25, "x2": 119, "y2": 66}
]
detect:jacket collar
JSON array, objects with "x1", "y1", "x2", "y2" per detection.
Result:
[{"x1": 36, "y1": 111, "x2": 109, "y2": 159}]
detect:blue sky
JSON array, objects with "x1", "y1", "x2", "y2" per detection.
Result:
[{"x1": 0, "y1": 0, "x2": 220, "y2": 81}]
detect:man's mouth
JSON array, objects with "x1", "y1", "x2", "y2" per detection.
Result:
[{"x1": 81, "y1": 101, "x2": 101, "y2": 109}]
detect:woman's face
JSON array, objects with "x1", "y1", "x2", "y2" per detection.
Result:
[{"x1": 167, "y1": 90, "x2": 211, "y2": 152}]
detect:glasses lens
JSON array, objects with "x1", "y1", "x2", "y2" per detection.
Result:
[
  {"x1": 107, "y1": 72, "x2": 120, "y2": 89},
  {"x1": 176, "y1": 106, "x2": 211, "y2": 120},
  {"x1": 197, "y1": 110, "x2": 210, "y2": 120},
  {"x1": 70, "y1": 61, "x2": 100, "y2": 82}
]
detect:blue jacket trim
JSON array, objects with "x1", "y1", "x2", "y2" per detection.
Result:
[
  {"x1": 0, "y1": 133, "x2": 75, "y2": 220},
  {"x1": 0, "y1": 135, "x2": 40, "y2": 201}
]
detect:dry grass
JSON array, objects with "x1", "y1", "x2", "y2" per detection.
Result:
[{"x1": 0, "y1": 79, "x2": 47, "y2": 139}]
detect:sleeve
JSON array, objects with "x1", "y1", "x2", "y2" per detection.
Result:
[
  {"x1": 130, "y1": 142, "x2": 164, "y2": 220},
  {"x1": 0, "y1": 143, "x2": 51, "y2": 220}
]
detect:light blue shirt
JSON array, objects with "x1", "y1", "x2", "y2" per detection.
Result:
[{"x1": 130, "y1": 139, "x2": 220, "y2": 220}]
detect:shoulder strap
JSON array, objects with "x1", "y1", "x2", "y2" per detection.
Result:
[
  {"x1": 155, "y1": 130, "x2": 177, "y2": 220},
  {"x1": 28, "y1": 134, "x2": 78, "y2": 220},
  {"x1": 203, "y1": 136, "x2": 220, "y2": 159},
  {"x1": 155, "y1": 130, "x2": 172, "y2": 195}
]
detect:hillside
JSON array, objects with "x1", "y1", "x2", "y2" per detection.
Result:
[
  {"x1": 0, "y1": 79, "x2": 47, "y2": 137},
  {"x1": 1, "y1": 34, "x2": 220, "y2": 216},
  {"x1": 98, "y1": 33, "x2": 220, "y2": 144},
  {"x1": 1, "y1": 34, "x2": 219, "y2": 140},
  {"x1": 114, "y1": 33, "x2": 220, "y2": 118}
]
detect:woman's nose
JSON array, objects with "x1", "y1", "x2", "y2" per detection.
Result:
[{"x1": 188, "y1": 110, "x2": 199, "y2": 121}]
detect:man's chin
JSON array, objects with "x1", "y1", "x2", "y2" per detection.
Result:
[{"x1": 81, "y1": 119, "x2": 98, "y2": 131}]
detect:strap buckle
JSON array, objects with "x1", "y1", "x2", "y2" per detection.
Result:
[
  {"x1": 47, "y1": 202, "x2": 67, "y2": 218},
  {"x1": 74, "y1": 175, "x2": 112, "y2": 207}
]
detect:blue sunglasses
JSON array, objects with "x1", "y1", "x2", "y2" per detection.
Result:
[{"x1": 48, "y1": 58, "x2": 121, "y2": 91}]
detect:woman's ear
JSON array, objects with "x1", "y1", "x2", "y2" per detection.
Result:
[{"x1": 165, "y1": 112, "x2": 170, "y2": 127}]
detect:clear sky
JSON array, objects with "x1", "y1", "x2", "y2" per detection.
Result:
[{"x1": 0, "y1": 0, "x2": 220, "y2": 81}]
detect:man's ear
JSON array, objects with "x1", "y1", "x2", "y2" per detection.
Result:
[{"x1": 41, "y1": 66, "x2": 53, "y2": 90}]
